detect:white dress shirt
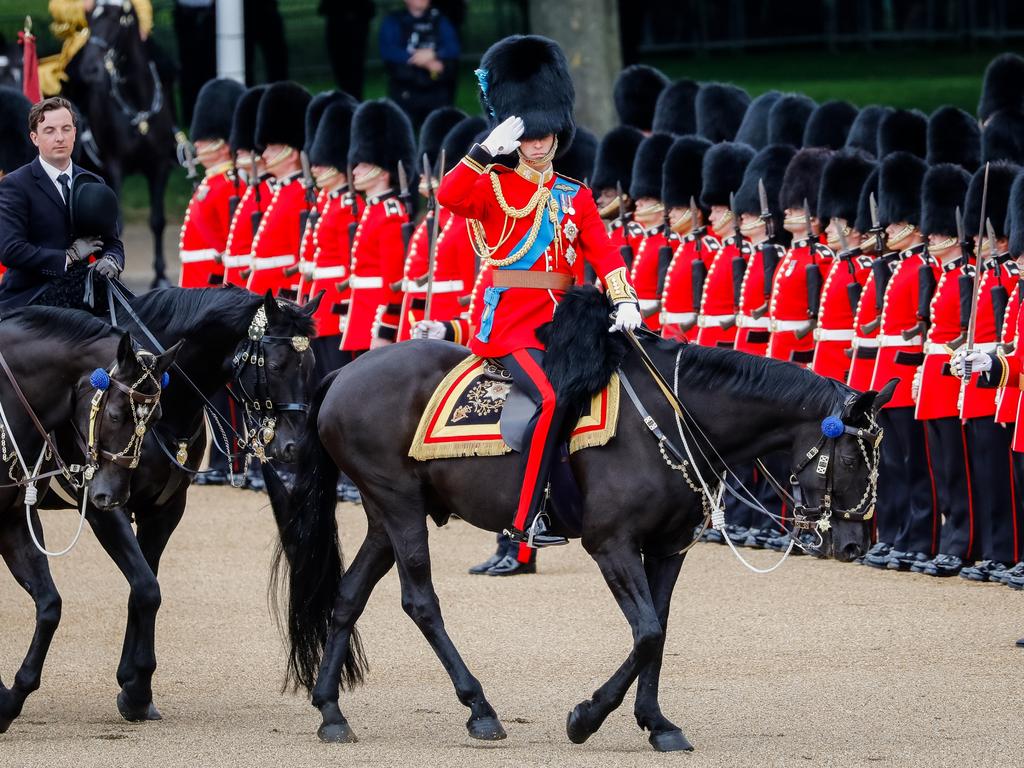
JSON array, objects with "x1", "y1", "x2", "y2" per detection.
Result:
[{"x1": 39, "y1": 156, "x2": 74, "y2": 203}]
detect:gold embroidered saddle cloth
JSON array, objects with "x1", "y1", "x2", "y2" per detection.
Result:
[{"x1": 409, "y1": 355, "x2": 620, "y2": 461}]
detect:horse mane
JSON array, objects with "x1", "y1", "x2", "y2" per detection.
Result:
[{"x1": 5, "y1": 306, "x2": 116, "y2": 347}]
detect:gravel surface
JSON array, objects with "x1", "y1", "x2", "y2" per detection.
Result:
[{"x1": 1, "y1": 485, "x2": 1021, "y2": 767}]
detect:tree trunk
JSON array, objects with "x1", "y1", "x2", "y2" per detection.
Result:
[{"x1": 529, "y1": 0, "x2": 622, "y2": 137}]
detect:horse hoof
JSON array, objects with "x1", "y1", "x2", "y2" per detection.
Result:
[
  {"x1": 317, "y1": 721, "x2": 358, "y2": 744},
  {"x1": 649, "y1": 729, "x2": 693, "y2": 753},
  {"x1": 566, "y1": 706, "x2": 592, "y2": 744},
  {"x1": 117, "y1": 690, "x2": 162, "y2": 722},
  {"x1": 467, "y1": 716, "x2": 507, "y2": 741}
]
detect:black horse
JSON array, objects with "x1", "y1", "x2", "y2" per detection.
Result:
[
  {"x1": 0, "y1": 307, "x2": 178, "y2": 734},
  {"x1": 63, "y1": 1, "x2": 177, "y2": 287},
  {"x1": 43, "y1": 285, "x2": 319, "y2": 722},
  {"x1": 272, "y1": 288, "x2": 896, "y2": 752}
]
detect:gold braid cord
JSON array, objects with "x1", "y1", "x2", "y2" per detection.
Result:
[{"x1": 469, "y1": 172, "x2": 560, "y2": 268}]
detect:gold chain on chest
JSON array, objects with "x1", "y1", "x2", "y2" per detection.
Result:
[{"x1": 469, "y1": 172, "x2": 561, "y2": 268}]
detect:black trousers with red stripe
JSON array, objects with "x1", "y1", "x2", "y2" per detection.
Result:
[
  {"x1": 878, "y1": 407, "x2": 937, "y2": 554},
  {"x1": 966, "y1": 418, "x2": 1018, "y2": 564},
  {"x1": 499, "y1": 348, "x2": 570, "y2": 562},
  {"x1": 925, "y1": 417, "x2": 974, "y2": 559}
]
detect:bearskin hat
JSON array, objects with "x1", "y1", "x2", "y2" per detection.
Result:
[
  {"x1": 418, "y1": 106, "x2": 466, "y2": 171},
  {"x1": 439, "y1": 115, "x2": 488, "y2": 174},
  {"x1": 554, "y1": 126, "x2": 597, "y2": 183},
  {"x1": 779, "y1": 147, "x2": 833, "y2": 217},
  {"x1": 254, "y1": 81, "x2": 311, "y2": 150},
  {"x1": 879, "y1": 151, "x2": 926, "y2": 226},
  {"x1": 926, "y1": 106, "x2": 981, "y2": 171},
  {"x1": 190, "y1": 78, "x2": 246, "y2": 143},
  {"x1": 845, "y1": 105, "x2": 890, "y2": 157},
  {"x1": 71, "y1": 178, "x2": 119, "y2": 239},
  {"x1": 613, "y1": 64, "x2": 669, "y2": 131},
  {"x1": 979, "y1": 53, "x2": 1024, "y2": 122},
  {"x1": 696, "y1": 83, "x2": 751, "y2": 143},
  {"x1": 651, "y1": 79, "x2": 699, "y2": 136},
  {"x1": 854, "y1": 166, "x2": 880, "y2": 234},
  {"x1": 629, "y1": 132, "x2": 674, "y2": 201},
  {"x1": 0, "y1": 86, "x2": 34, "y2": 174},
  {"x1": 309, "y1": 99, "x2": 358, "y2": 170},
  {"x1": 347, "y1": 98, "x2": 416, "y2": 181},
  {"x1": 877, "y1": 109, "x2": 927, "y2": 158},
  {"x1": 229, "y1": 85, "x2": 267, "y2": 153},
  {"x1": 982, "y1": 110, "x2": 1024, "y2": 164},
  {"x1": 734, "y1": 143, "x2": 796, "y2": 245},
  {"x1": 591, "y1": 125, "x2": 644, "y2": 193},
  {"x1": 766, "y1": 94, "x2": 816, "y2": 148},
  {"x1": 734, "y1": 91, "x2": 782, "y2": 151},
  {"x1": 700, "y1": 141, "x2": 755, "y2": 208},
  {"x1": 964, "y1": 161, "x2": 1020, "y2": 239},
  {"x1": 662, "y1": 135, "x2": 712, "y2": 210},
  {"x1": 478, "y1": 35, "x2": 575, "y2": 156},
  {"x1": 304, "y1": 90, "x2": 357, "y2": 155},
  {"x1": 920, "y1": 163, "x2": 971, "y2": 237},
  {"x1": 803, "y1": 100, "x2": 857, "y2": 150},
  {"x1": 818, "y1": 149, "x2": 876, "y2": 228},
  {"x1": 1007, "y1": 172, "x2": 1024, "y2": 255}
]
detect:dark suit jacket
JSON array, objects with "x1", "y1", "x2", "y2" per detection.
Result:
[{"x1": 0, "y1": 158, "x2": 125, "y2": 311}]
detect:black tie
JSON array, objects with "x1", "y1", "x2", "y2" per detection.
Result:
[{"x1": 57, "y1": 172, "x2": 71, "y2": 207}]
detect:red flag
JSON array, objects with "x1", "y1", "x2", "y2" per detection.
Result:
[{"x1": 18, "y1": 19, "x2": 41, "y2": 104}]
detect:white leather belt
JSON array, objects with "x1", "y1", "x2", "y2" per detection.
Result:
[
  {"x1": 924, "y1": 341, "x2": 997, "y2": 355},
  {"x1": 350, "y1": 275, "x2": 384, "y2": 289},
  {"x1": 814, "y1": 328, "x2": 855, "y2": 342},
  {"x1": 639, "y1": 299, "x2": 662, "y2": 313},
  {"x1": 250, "y1": 254, "x2": 295, "y2": 271},
  {"x1": 298, "y1": 259, "x2": 315, "y2": 276},
  {"x1": 402, "y1": 279, "x2": 465, "y2": 294},
  {"x1": 736, "y1": 313, "x2": 770, "y2": 329},
  {"x1": 770, "y1": 319, "x2": 808, "y2": 332},
  {"x1": 852, "y1": 336, "x2": 879, "y2": 349},
  {"x1": 698, "y1": 313, "x2": 735, "y2": 328},
  {"x1": 312, "y1": 265, "x2": 347, "y2": 280},
  {"x1": 878, "y1": 333, "x2": 922, "y2": 347},
  {"x1": 662, "y1": 311, "x2": 697, "y2": 325},
  {"x1": 179, "y1": 248, "x2": 218, "y2": 264},
  {"x1": 222, "y1": 254, "x2": 251, "y2": 267}
]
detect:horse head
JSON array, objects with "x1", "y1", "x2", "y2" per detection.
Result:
[{"x1": 78, "y1": 0, "x2": 145, "y2": 90}]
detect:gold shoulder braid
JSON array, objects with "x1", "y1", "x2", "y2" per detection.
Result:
[{"x1": 469, "y1": 172, "x2": 561, "y2": 268}]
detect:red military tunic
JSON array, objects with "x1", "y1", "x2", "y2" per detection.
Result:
[
  {"x1": 767, "y1": 238, "x2": 833, "y2": 367},
  {"x1": 630, "y1": 225, "x2": 667, "y2": 332},
  {"x1": 305, "y1": 186, "x2": 360, "y2": 338},
  {"x1": 848, "y1": 252, "x2": 897, "y2": 392},
  {"x1": 915, "y1": 256, "x2": 970, "y2": 420},
  {"x1": 697, "y1": 235, "x2": 749, "y2": 348},
  {"x1": 223, "y1": 175, "x2": 272, "y2": 287},
  {"x1": 437, "y1": 148, "x2": 631, "y2": 359},
  {"x1": 996, "y1": 283, "x2": 1022, "y2": 425},
  {"x1": 812, "y1": 250, "x2": 872, "y2": 381},
  {"x1": 870, "y1": 244, "x2": 940, "y2": 408},
  {"x1": 340, "y1": 192, "x2": 408, "y2": 351},
  {"x1": 661, "y1": 230, "x2": 719, "y2": 342},
  {"x1": 247, "y1": 172, "x2": 308, "y2": 297},
  {"x1": 295, "y1": 188, "x2": 324, "y2": 302},
  {"x1": 735, "y1": 242, "x2": 785, "y2": 356},
  {"x1": 178, "y1": 161, "x2": 240, "y2": 288},
  {"x1": 396, "y1": 214, "x2": 433, "y2": 341},
  {"x1": 978, "y1": 291, "x2": 1024, "y2": 451}
]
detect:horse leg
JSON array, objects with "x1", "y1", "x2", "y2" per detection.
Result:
[
  {"x1": 385, "y1": 512, "x2": 505, "y2": 741},
  {"x1": 147, "y1": 164, "x2": 170, "y2": 287},
  {"x1": 0, "y1": 512, "x2": 63, "y2": 733},
  {"x1": 566, "y1": 543, "x2": 666, "y2": 747},
  {"x1": 632, "y1": 552, "x2": 691, "y2": 752},
  {"x1": 313, "y1": 517, "x2": 395, "y2": 743}
]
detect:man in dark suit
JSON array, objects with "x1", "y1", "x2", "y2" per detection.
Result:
[{"x1": 0, "y1": 96, "x2": 124, "y2": 312}]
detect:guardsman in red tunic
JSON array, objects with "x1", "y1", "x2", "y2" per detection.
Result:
[
  {"x1": 695, "y1": 142, "x2": 756, "y2": 348},
  {"x1": 660, "y1": 136, "x2": 718, "y2": 342},
  {"x1": 246, "y1": 82, "x2": 313, "y2": 299},
  {"x1": 437, "y1": 36, "x2": 641, "y2": 559},
  {"x1": 178, "y1": 79, "x2": 245, "y2": 289},
  {"x1": 847, "y1": 167, "x2": 888, "y2": 394},
  {"x1": 340, "y1": 98, "x2": 416, "y2": 353},
  {"x1": 223, "y1": 86, "x2": 270, "y2": 288},
  {"x1": 812, "y1": 150, "x2": 876, "y2": 381},
  {"x1": 628, "y1": 133, "x2": 674, "y2": 332},
  {"x1": 591, "y1": 126, "x2": 645, "y2": 271}
]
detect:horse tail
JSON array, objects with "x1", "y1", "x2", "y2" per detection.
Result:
[{"x1": 270, "y1": 371, "x2": 367, "y2": 694}]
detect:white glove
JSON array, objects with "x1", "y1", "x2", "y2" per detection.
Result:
[
  {"x1": 950, "y1": 348, "x2": 993, "y2": 377},
  {"x1": 412, "y1": 320, "x2": 446, "y2": 340},
  {"x1": 609, "y1": 302, "x2": 642, "y2": 333},
  {"x1": 481, "y1": 116, "x2": 524, "y2": 157}
]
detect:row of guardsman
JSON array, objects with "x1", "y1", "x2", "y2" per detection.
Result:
[{"x1": 164, "y1": 52, "x2": 1024, "y2": 587}]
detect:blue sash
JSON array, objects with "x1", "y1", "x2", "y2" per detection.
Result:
[{"x1": 476, "y1": 177, "x2": 581, "y2": 343}]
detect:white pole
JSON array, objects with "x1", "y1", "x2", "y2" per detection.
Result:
[{"x1": 216, "y1": 0, "x2": 246, "y2": 83}]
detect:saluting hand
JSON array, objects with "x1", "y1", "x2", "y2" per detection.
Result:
[{"x1": 481, "y1": 116, "x2": 524, "y2": 157}]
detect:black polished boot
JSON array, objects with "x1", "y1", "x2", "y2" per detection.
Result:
[
  {"x1": 486, "y1": 555, "x2": 537, "y2": 576},
  {"x1": 469, "y1": 534, "x2": 509, "y2": 575},
  {"x1": 505, "y1": 515, "x2": 567, "y2": 549}
]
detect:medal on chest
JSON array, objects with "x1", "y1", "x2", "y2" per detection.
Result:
[{"x1": 563, "y1": 218, "x2": 578, "y2": 243}]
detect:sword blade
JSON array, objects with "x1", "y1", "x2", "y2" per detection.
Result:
[{"x1": 424, "y1": 149, "x2": 447, "y2": 321}]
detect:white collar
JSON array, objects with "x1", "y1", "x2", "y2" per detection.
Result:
[{"x1": 39, "y1": 156, "x2": 73, "y2": 183}]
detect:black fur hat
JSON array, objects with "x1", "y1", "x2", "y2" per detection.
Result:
[
  {"x1": 229, "y1": 85, "x2": 267, "y2": 153},
  {"x1": 613, "y1": 64, "x2": 668, "y2": 131},
  {"x1": 71, "y1": 178, "x2": 119, "y2": 239},
  {"x1": 255, "y1": 81, "x2": 311, "y2": 150},
  {"x1": 734, "y1": 90, "x2": 782, "y2": 150},
  {"x1": 439, "y1": 115, "x2": 488, "y2": 173},
  {"x1": 591, "y1": 125, "x2": 644, "y2": 192},
  {"x1": 190, "y1": 78, "x2": 246, "y2": 142},
  {"x1": 347, "y1": 98, "x2": 416, "y2": 181},
  {"x1": 1007, "y1": 171, "x2": 1024, "y2": 255},
  {"x1": 662, "y1": 135, "x2": 712, "y2": 210},
  {"x1": 767, "y1": 94, "x2": 816, "y2": 148},
  {"x1": 845, "y1": 105, "x2": 890, "y2": 157},
  {"x1": 982, "y1": 110, "x2": 1024, "y2": 164},
  {"x1": 818, "y1": 149, "x2": 876, "y2": 227},
  {"x1": 554, "y1": 126, "x2": 597, "y2": 183},
  {"x1": 0, "y1": 86, "x2": 33, "y2": 173},
  {"x1": 652, "y1": 79, "x2": 699, "y2": 136},
  {"x1": 803, "y1": 100, "x2": 857, "y2": 150},
  {"x1": 926, "y1": 106, "x2": 981, "y2": 171},
  {"x1": 879, "y1": 151, "x2": 926, "y2": 226},
  {"x1": 964, "y1": 161, "x2": 1019, "y2": 239},
  {"x1": 696, "y1": 83, "x2": 751, "y2": 143},
  {"x1": 779, "y1": 147, "x2": 833, "y2": 216},
  {"x1": 979, "y1": 53, "x2": 1024, "y2": 122},
  {"x1": 700, "y1": 141, "x2": 755, "y2": 208},
  {"x1": 854, "y1": 166, "x2": 880, "y2": 234},
  {"x1": 418, "y1": 106, "x2": 466, "y2": 170},
  {"x1": 734, "y1": 143, "x2": 796, "y2": 242},
  {"x1": 629, "y1": 132, "x2": 674, "y2": 201},
  {"x1": 304, "y1": 90, "x2": 357, "y2": 155},
  {"x1": 309, "y1": 99, "x2": 357, "y2": 170},
  {"x1": 479, "y1": 35, "x2": 575, "y2": 155},
  {"x1": 920, "y1": 163, "x2": 971, "y2": 237},
  {"x1": 877, "y1": 109, "x2": 927, "y2": 158}
]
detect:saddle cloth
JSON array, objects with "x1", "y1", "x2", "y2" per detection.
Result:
[{"x1": 409, "y1": 355, "x2": 619, "y2": 461}]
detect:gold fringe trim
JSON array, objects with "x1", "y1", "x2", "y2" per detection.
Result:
[{"x1": 570, "y1": 373, "x2": 620, "y2": 454}]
